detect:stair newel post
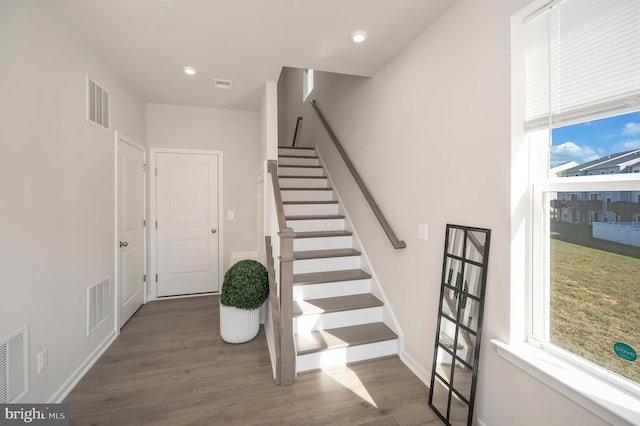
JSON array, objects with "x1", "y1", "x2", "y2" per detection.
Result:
[{"x1": 278, "y1": 226, "x2": 296, "y2": 385}]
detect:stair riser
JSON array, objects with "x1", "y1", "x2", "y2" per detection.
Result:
[
  {"x1": 296, "y1": 339, "x2": 399, "y2": 373},
  {"x1": 293, "y1": 279, "x2": 371, "y2": 301},
  {"x1": 279, "y1": 178, "x2": 329, "y2": 188},
  {"x1": 293, "y1": 256, "x2": 361, "y2": 274},
  {"x1": 278, "y1": 167, "x2": 324, "y2": 177},
  {"x1": 278, "y1": 156, "x2": 320, "y2": 166},
  {"x1": 293, "y1": 307, "x2": 383, "y2": 334},
  {"x1": 293, "y1": 236, "x2": 353, "y2": 251},
  {"x1": 284, "y1": 204, "x2": 339, "y2": 216},
  {"x1": 281, "y1": 190, "x2": 334, "y2": 202},
  {"x1": 288, "y1": 218, "x2": 345, "y2": 232},
  {"x1": 279, "y1": 148, "x2": 316, "y2": 157}
]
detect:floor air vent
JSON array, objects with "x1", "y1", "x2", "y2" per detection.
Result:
[
  {"x1": 87, "y1": 277, "x2": 110, "y2": 335},
  {"x1": 1, "y1": 326, "x2": 29, "y2": 403}
]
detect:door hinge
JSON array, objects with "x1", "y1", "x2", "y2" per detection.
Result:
[
  {"x1": 143, "y1": 163, "x2": 147, "y2": 172},
  {"x1": 155, "y1": 167, "x2": 158, "y2": 176},
  {"x1": 143, "y1": 274, "x2": 147, "y2": 282},
  {"x1": 143, "y1": 219, "x2": 146, "y2": 227},
  {"x1": 155, "y1": 274, "x2": 158, "y2": 282},
  {"x1": 155, "y1": 220, "x2": 158, "y2": 229}
]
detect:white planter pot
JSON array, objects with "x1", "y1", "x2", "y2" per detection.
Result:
[{"x1": 219, "y1": 302, "x2": 260, "y2": 343}]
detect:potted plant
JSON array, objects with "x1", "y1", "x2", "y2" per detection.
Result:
[{"x1": 219, "y1": 259, "x2": 269, "y2": 343}]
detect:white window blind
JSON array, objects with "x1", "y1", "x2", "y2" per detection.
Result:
[{"x1": 526, "y1": 0, "x2": 640, "y2": 130}]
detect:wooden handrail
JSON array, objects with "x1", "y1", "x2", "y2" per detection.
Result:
[
  {"x1": 292, "y1": 116, "x2": 303, "y2": 147},
  {"x1": 310, "y1": 100, "x2": 407, "y2": 249},
  {"x1": 267, "y1": 159, "x2": 287, "y2": 231}
]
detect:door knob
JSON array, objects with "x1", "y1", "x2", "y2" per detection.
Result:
[
  {"x1": 119, "y1": 241, "x2": 128, "y2": 247},
  {"x1": 211, "y1": 228, "x2": 217, "y2": 234}
]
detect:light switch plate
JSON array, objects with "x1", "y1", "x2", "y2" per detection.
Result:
[
  {"x1": 37, "y1": 347, "x2": 48, "y2": 373},
  {"x1": 227, "y1": 210, "x2": 235, "y2": 220},
  {"x1": 418, "y1": 223, "x2": 428, "y2": 240}
]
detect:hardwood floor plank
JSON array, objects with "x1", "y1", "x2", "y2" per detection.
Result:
[{"x1": 65, "y1": 296, "x2": 438, "y2": 425}]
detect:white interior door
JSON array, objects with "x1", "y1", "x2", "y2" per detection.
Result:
[
  {"x1": 156, "y1": 152, "x2": 220, "y2": 296},
  {"x1": 117, "y1": 134, "x2": 145, "y2": 328}
]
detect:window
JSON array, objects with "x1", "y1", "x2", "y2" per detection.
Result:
[
  {"x1": 525, "y1": 0, "x2": 640, "y2": 394},
  {"x1": 302, "y1": 69, "x2": 314, "y2": 102}
]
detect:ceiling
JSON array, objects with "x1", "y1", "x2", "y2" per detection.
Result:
[{"x1": 47, "y1": 0, "x2": 457, "y2": 110}]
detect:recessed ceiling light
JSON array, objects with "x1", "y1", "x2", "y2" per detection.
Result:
[
  {"x1": 183, "y1": 66, "x2": 197, "y2": 76},
  {"x1": 350, "y1": 31, "x2": 368, "y2": 43}
]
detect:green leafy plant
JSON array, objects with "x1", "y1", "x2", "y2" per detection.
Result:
[{"x1": 220, "y1": 260, "x2": 269, "y2": 310}]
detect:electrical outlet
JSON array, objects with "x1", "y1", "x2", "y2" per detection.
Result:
[
  {"x1": 37, "y1": 347, "x2": 48, "y2": 373},
  {"x1": 227, "y1": 210, "x2": 235, "y2": 220},
  {"x1": 418, "y1": 223, "x2": 428, "y2": 240}
]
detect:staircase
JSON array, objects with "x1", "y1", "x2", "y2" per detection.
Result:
[{"x1": 278, "y1": 146, "x2": 399, "y2": 373}]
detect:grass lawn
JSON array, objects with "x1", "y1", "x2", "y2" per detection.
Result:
[{"x1": 550, "y1": 237, "x2": 640, "y2": 383}]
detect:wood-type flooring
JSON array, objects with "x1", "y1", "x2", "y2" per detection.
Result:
[{"x1": 65, "y1": 295, "x2": 442, "y2": 425}]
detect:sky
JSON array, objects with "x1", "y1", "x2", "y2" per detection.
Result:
[{"x1": 550, "y1": 111, "x2": 640, "y2": 167}]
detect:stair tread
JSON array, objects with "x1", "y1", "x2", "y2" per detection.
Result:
[
  {"x1": 279, "y1": 175, "x2": 327, "y2": 179},
  {"x1": 278, "y1": 165, "x2": 323, "y2": 169},
  {"x1": 294, "y1": 230, "x2": 352, "y2": 239},
  {"x1": 283, "y1": 201, "x2": 338, "y2": 205},
  {"x1": 278, "y1": 146, "x2": 316, "y2": 150},
  {"x1": 286, "y1": 214, "x2": 345, "y2": 220},
  {"x1": 294, "y1": 248, "x2": 360, "y2": 260},
  {"x1": 294, "y1": 294, "x2": 383, "y2": 317},
  {"x1": 279, "y1": 154, "x2": 319, "y2": 159},
  {"x1": 295, "y1": 322, "x2": 397, "y2": 355},
  {"x1": 294, "y1": 269, "x2": 371, "y2": 285},
  {"x1": 280, "y1": 187, "x2": 333, "y2": 191}
]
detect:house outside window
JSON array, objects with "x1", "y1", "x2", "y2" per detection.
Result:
[{"x1": 523, "y1": 0, "x2": 640, "y2": 397}]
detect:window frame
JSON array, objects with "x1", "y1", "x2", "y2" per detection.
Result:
[{"x1": 528, "y1": 129, "x2": 640, "y2": 394}]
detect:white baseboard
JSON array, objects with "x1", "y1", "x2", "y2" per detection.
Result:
[
  {"x1": 399, "y1": 348, "x2": 432, "y2": 387},
  {"x1": 49, "y1": 329, "x2": 117, "y2": 403}
]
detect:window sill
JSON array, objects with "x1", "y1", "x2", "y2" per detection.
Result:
[{"x1": 492, "y1": 339, "x2": 640, "y2": 426}]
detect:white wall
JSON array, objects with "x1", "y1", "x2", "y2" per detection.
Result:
[
  {"x1": 146, "y1": 103, "x2": 260, "y2": 270},
  {"x1": 0, "y1": 0, "x2": 146, "y2": 402},
  {"x1": 258, "y1": 82, "x2": 279, "y2": 262},
  {"x1": 277, "y1": 0, "x2": 608, "y2": 424},
  {"x1": 277, "y1": 68, "x2": 306, "y2": 148}
]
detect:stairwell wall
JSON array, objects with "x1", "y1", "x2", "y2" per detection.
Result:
[{"x1": 277, "y1": 0, "x2": 606, "y2": 424}]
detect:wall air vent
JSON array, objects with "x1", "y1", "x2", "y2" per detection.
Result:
[
  {"x1": 214, "y1": 79, "x2": 232, "y2": 90},
  {"x1": 87, "y1": 277, "x2": 110, "y2": 336},
  {"x1": 86, "y1": 75, "x2": 110, "y2": 130},
  {"x1": 1, "y1": 326, "x2": 29, "y2": 403}
]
